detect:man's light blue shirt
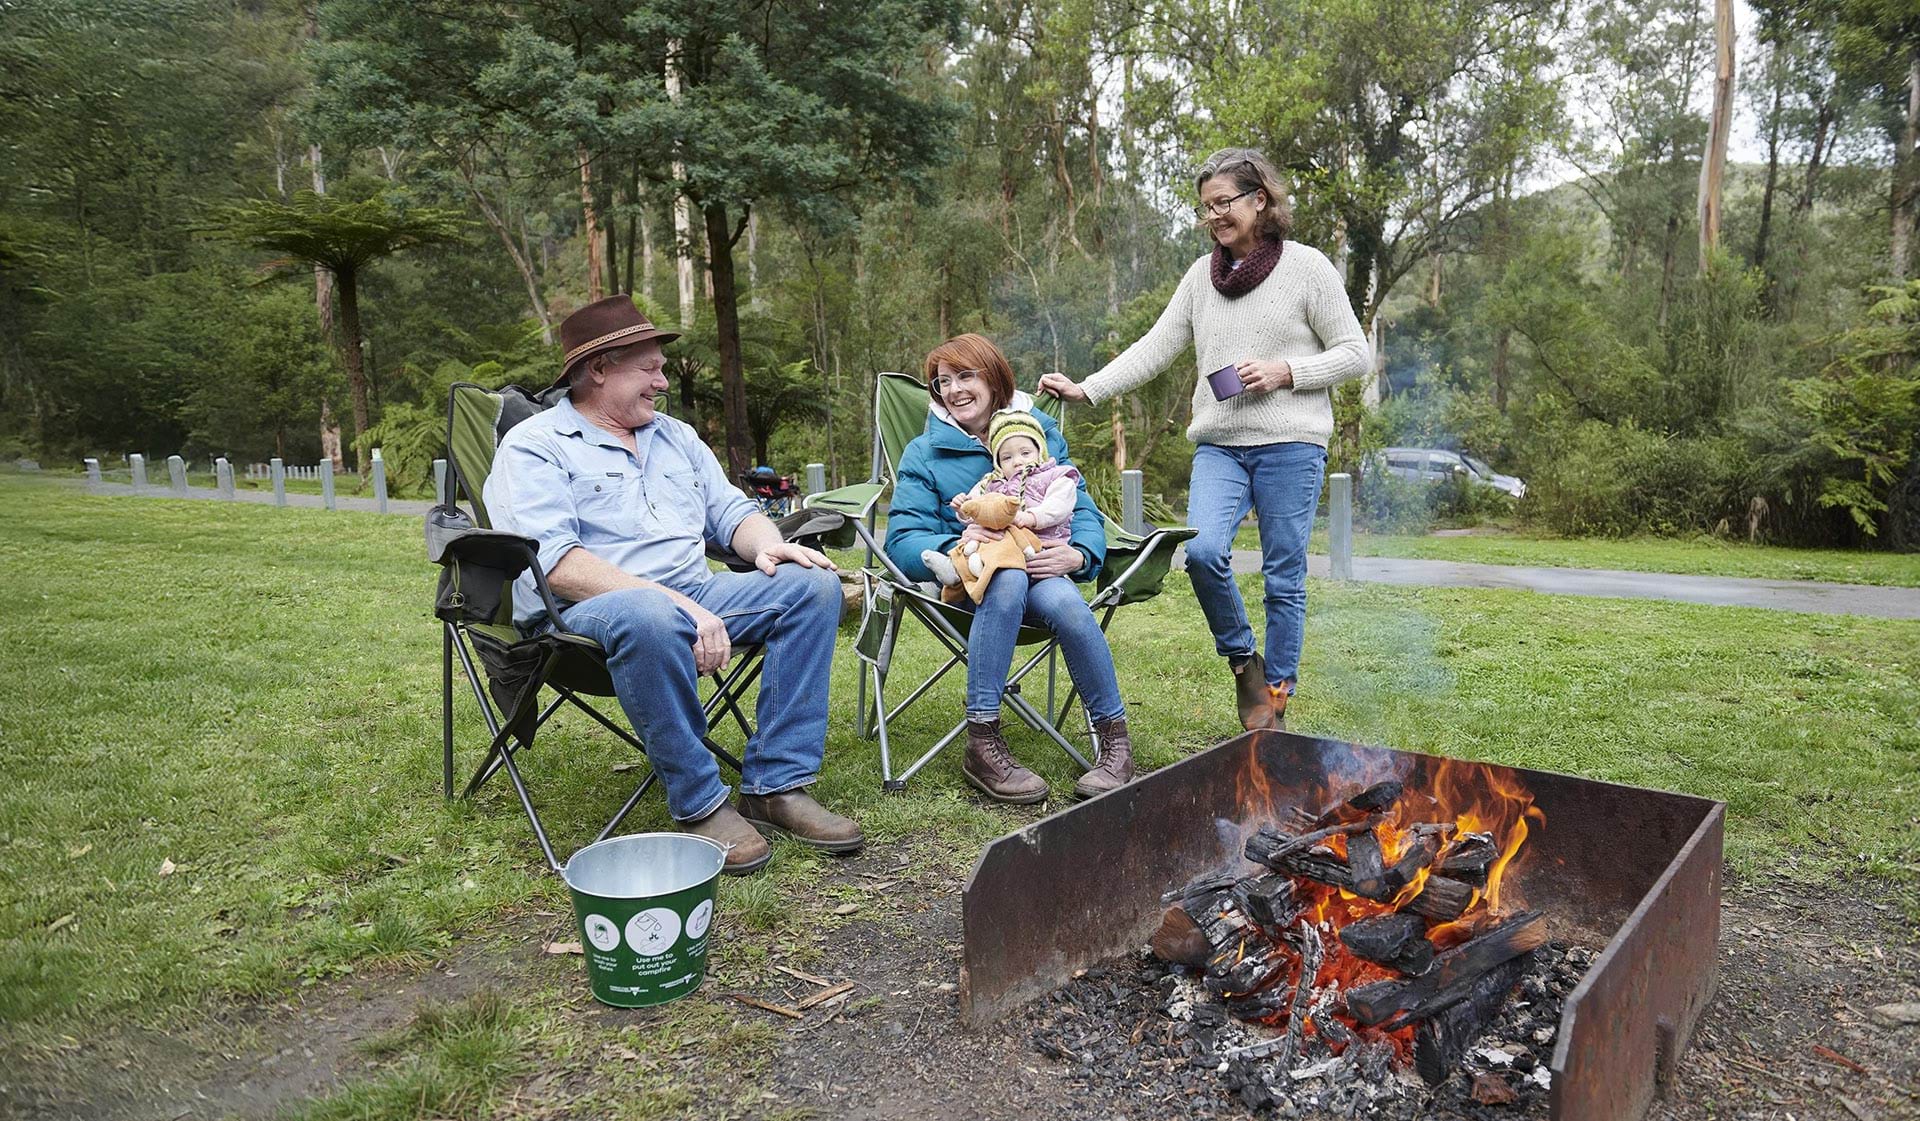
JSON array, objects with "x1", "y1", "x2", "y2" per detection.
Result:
[{"x1": 483, "y1": 395, "x2": 760, "y2": 628}]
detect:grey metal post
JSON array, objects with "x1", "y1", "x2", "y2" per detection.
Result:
[
  {"x1": 1121, "y1": 469, "x2": 1144, "y2": 535},
  {"x1": 1328, "y1": 472, "x2": 1354, "y2": 581},
  {"x1": 167, "y1": 454, "x2": 188, "y2": 494},
  {"x1": 320, "y1": 458, "x2": 336, "y2": 510},
  {"x1": 433, "y1": 458, "x2": 449, "y2": 506},
  {"x1": 84, "y1": 458, "x2": 102, "y2": 485},
  {"x1": 130, "y1": 454, "x2": 148, "y2": 490},
  {"x1": 270, "y1": 457, "x2": 286, "y2": 506},
  {"x1": 215, "y1": 457, "x2": 235, "y2": 498},
  {"x1": 371, "y1": 447, "x2": 389, "y2": 513},
  {"x1": 806, "y1": 462, "x2": 826, "y2": 497}
]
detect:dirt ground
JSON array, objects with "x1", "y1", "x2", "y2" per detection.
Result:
[{"x1": 5, "y1": 859, "x2": 1915, "y2": 1121}]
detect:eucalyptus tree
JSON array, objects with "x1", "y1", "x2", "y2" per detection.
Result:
[{"x1": 217, "y1": 189, "x2": 465, "y2": 475}]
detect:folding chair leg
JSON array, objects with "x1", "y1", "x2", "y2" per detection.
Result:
[
  {"x1": 874, "y1": 663, "x2": 905, "y2": 792},
  {"x1": 489, "y1": 719, "x2": 564, "y2": 873},
  {"x1": 442, "y1": 624, "x2": 456, "y2": 800}
]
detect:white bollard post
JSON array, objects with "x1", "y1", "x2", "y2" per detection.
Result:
[
  {"x1": 167, "y1": 455, "x2": 188, "y2": 494},
  {"x1": 215, "y1": 457, "x2": 235, "y2": 498},
  {"x1": 1121, "y1": 469, "x2": 1144, "y2": 535},
  {"x1": 371, "y1": 447, "x2": 388, "y2": 513},
  {"x1": 433, "y1": 458, "x2": 449, "y2": 506},
  {"x1": 320, "y1": 458, "x2": 336, "y2": 510},
  {"x1": 805, "y1": 462, "x2": 826, "y2": 497},
  {"x1": 1329, "y1": 472, "x2": 1354, "y2": 581},
  {"x1": 84, "y1": 458, "x2": 102, "y2": 485},
  {"x1": 270, "y1": 457, "x2": 286, "y2": 506},
  {"x1": 130, "y1": 454, "x2": 148, "y2": 490}
]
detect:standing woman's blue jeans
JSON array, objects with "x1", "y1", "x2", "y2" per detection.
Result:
[
  {"x1": 964, "y1": 570, "x2": 1126, "y2": 724},
  {"x1": 1183, "y1": 441, "x2": 1327, "y2": 689}
]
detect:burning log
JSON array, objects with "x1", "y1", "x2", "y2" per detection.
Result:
[
  {"x1": 1347, "y1": 832, "x2": 1387, "y2": 898},
  {"x1": 1405, "y1": 875, "x2": 1478, "y2": 921},
  {"x1": 1343, "y1": 911, "x2": 1548, "y2": 1028},
  {"x1": 1289, "y1": 779, "x2": 1405, "y2": 831},
  {"x1": 1235, "y1": 873, "x2": 1302, "y2": 928},
  {"x1": 1163, "y1": 870, "x2": 1240, "y2": 905},
  {"x1": 1338, "y1": 912, "x2": 1437, "y2": 975},
  {"x1": 1192, "y1": 898, "x2": 1252, "y2": 950},
  {"x1": 1225, "y1": 987, "x2": 1293, "y2": 1020},
  {"x1": 1244, "y1": 819, "x2": 1378, "y2": 869},
  {"x1": 1437, "y1": 832, "x2": 1498, "y2": 888},
  {"x1": 1280, "y1": 921, "x2": 1324, "y2": 1058},
  {"x1": 1206, "y1": 940, "x2": 1288, "y2": 997},
  {"x1": 1413, "y1": 953, "x2": 1533, "y2": 1084},
  {"x1": 1149, "y1": 905, "x2": 1212, "y2": 967}
]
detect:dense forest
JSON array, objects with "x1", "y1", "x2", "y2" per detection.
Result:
[{"x1": 2, "y1": 0, "x2": 1917, "y2": 547}]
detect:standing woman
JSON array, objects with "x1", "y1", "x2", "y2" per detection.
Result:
[{"x1": 1040, "y1": 148, "x2": 1369, "y2": 730}]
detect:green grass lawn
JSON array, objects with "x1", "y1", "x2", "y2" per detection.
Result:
[
  {"x1": 3, "y1": 475, "x2": 1916, "y2": 1111},
  {"x1": 1226, "y1": 521, "x2": 1920, "y2": 586}
]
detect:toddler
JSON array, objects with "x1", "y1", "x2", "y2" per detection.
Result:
[{"x1": 922, "y1": 410, "x2": 1083, "y2": 599}]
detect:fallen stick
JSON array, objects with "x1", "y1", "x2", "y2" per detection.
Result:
[
  {"x1": 795, "y1": 981, "x2": 856, "y2": 1010},
  {"x1": 728, "y1": 993, "x2": 804, "y2": 1020}
]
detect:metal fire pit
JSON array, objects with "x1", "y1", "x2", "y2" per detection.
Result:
[{"x1": 960, "y1": 730, "x2": 1724, "y2": 1121}]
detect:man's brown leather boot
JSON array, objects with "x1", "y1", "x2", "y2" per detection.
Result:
[
  {"x1": 1073, "y1": 715, "x2": 1135, "y2": 799},
  {"x1": 683, "y1": 801, "x2": 772, "y2": 875},
  {"x1": 738, "y1": 790, "x2": 865, "y2": 854},
  {"x1": 962, "y1": 717, "x2": 1048, "y2": 804}
]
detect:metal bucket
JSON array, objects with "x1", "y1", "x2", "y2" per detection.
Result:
[{"x1": 560, "y1": 833, "x2": 726, "y2": 1008}]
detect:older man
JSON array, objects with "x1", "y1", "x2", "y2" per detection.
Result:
[{"x1": 484, "y1": 295, "x2": 860, "y2": 875}]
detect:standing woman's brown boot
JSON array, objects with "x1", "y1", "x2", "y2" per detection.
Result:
[{"x1": 1232, "y1": 652, "x2": 1280, "y2": 731}]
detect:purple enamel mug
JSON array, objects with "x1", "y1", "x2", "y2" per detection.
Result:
[{"x1": 1207, "y1": 365, "x2": 1243, "y2": 401}]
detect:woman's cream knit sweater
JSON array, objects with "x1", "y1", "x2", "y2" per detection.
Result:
[{"x1": 1080, "y1": 243, "x2": 1371, "y2": 448}]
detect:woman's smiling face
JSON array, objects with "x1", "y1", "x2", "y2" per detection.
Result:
[
  {"x1": 933, "y1": 361, "x2": 994, "y2": 435},
  {"x1": 1198, "y1": 173, "x2": 1262, "y2": 252}
]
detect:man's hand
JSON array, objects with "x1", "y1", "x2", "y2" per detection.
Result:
[
  {"x1": 754, "y1": 541, "x2": 837, "y2": 577},
  {"x1": 1037, "y1": 371, "x2": 1090, "y2": 402},
  {"x1": 1026, "y1": 542, "x2": 1084, "y2": 579},
  {"x1": 676, "y1": 596, "x2": 732, "y2": 674},
  {"x1": 1235, "y1": 359, "x2": 1294, "y2": 393},
  {"x1": 961, "y1": 523, "x2": 1006, "y2": 544}
]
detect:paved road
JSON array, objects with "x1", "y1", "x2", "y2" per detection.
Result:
[
  {"x1": 75, "y1": 481, "x2": 1920, "y2": 619},
  {"x1": 1214, "y1": 549, "x2": 1920, "y2": 620}
]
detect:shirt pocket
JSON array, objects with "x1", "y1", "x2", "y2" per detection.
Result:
[
  {"x1": 651, "y1": 469, "x2": 709, "y2": 539},
  {"x1": 569, "y1": 474, "x2": 637, "y2": 541}
]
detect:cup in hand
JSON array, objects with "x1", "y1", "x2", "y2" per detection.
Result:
[{"x1": 1207, "y1": 364, "x2": 1244, "y2": 401}]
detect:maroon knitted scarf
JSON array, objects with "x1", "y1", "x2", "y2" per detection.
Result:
[{"x1": 1210, "y1": 238, "x2": 1284, "y2": 298}]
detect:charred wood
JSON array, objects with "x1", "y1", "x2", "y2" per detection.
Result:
[
  {"x1": 1438, "y1": 833, "x2": 1498, "y2": 888},
  {"x1": 1347, "y1": 832, "x2": 1387, "y2": 899},
  {"x1": 1235, "y1": 873, "x2": 1302, "y2": 928},
  {"x1": 1225, "y1": 986, "x2": 1293, "y2": 1020},
  {"x1": 1245, "y1": 819, "x2": 1378, "y2": 869},
  {"x1": 1163, "y1": 870, "x2": 1240, "y2": 905},
  {"x1": 1281, "y1": 921, "x2": 1324, "y2": 1057},
  {"x1": 1192, "y1": 898, "x2": 1252, "y2": 951},
  {"x1": 1406, "y1": 875, "x2": 1477, "y2": 921},
  {"x1": 1206, "y1": 940, "x2": 1287, "y2": 996},
  {"x1": 1384, "y1": 834, "x2": 1439, "y2": 894},
  {"x1": 1339, "y1": 912, "x2": 1437, "y2": 975},
  {"x1": 1343, "y1": 911, "x2": 1548, "y2": 1028},
  {"x1": 1291, "y1": 780, "x2": 1405, "y2": 830},
  {"x1": 1149, "y1": 904, "x2": 1212, "y2": 967},
  {"x1": 1413, "y1": 953, "x2": 1533, "y2": 1084}
]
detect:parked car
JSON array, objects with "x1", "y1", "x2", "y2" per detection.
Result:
[{"x1": 1375, "y1": 447, "x2": 1526, "y2": 499}]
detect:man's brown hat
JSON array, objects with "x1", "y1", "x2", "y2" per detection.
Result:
[{"x1": 554, "y1": 295, "x2": 680, "y2": 389}]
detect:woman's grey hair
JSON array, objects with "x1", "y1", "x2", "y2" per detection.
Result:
[{"x1": 1195, "y1": 147, "x2": 1293, "y2": 244}]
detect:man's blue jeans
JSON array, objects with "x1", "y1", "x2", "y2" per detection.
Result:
[
  {"x1": 559, "y1": 564, "x2": 842, "y2": 822},
  {"x1": 965, "y1": 570, "x2": 1125, "y2": 725},
  {"x1": 1184, "y1": 441, "x2": 1327, "y2": 689}
]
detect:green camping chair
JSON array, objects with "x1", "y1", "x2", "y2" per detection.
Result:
[
  {"x1": 428, "y1": 382, "x2": 850, "y2": 871},
  {"x1": 804, "y1": 371, "x2": 1197, "y2": 792}
]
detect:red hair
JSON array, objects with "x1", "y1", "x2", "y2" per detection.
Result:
[{"x1": 922, "y1": 334, "x2": 1017, "y2": 411}]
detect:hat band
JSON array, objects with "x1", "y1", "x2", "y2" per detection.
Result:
[{"x1": 563, "y1": 323, "x2": 653, "y2": 367}]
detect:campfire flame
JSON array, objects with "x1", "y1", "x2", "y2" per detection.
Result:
[{"x1": 1222, "y1": 750, "x2": 1547, "y2": 1053}]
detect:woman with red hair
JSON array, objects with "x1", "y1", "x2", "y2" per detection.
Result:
[{"x1": 884, "y1": 334, "x2": 1133, "y2": 803}]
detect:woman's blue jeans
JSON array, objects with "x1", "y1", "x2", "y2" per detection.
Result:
[
  {"x1": 964, "y1": 570, "x2": 1125, "y2": 725},
  {"x1": 1184, "y1": 441, "x2": 1327, "y2": 688}
]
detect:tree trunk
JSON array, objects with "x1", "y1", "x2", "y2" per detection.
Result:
[
  {"x1": 309, "y1": 144, "x2": 344, "y2": 471},
  {"x1": 1492, "y1": 329, "x2": 1511, "y2": 414},
  {"x1": 640, "y1": 203, "x2": 656, "y2": 310},
  {"x1": 704, "y1": 201, "x2": 752, "y2": 476},
  {"x1": 579, "y1": 147, "x2": 604, "y2": 301},
  {"x1": 1698, "y1": 0, "x2": 1734, "y2": 272},
  {"x1": 667, "y1": 41, "x2": 698, "y2": 325},
  {"x1": 1110, "y1": 400, "x2": 1127, "y2": 471},
  {"x1": 464, "y1": 167, "x2": 553, "y2": 343},
  {"x1": 1893, "y1": 51, "x2": 1920, "y2": 280},
  {"x1": 1753, "y1": 50, "x2": 1783, "y2": 273},
  {"x1": 334, "y1": 263, "x2": 373, "y2": 478}
]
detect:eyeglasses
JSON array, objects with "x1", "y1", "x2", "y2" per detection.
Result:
[
  {"x1": 1193, "y1": 188, "x2": 1258, "y2": 220},
  {"x1": 930, "y1": 368, "x2": 985, "y2": 396}
]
